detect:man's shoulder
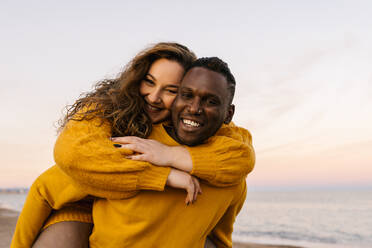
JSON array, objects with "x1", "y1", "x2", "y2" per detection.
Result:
[{"x1": 214, "y1": 122, "x2": 252, "y2": 143}]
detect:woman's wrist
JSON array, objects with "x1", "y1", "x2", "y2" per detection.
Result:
[
  {"x1": 166, "y1": 168, "x2": 201, "y2": 205},
  {"x1": 168, "y1": 146, "x2": 193, "y2": 172}
]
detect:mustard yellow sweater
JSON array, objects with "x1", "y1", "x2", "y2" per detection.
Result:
[
  {"x1": 11, "y1": 118, "x2": 254, "y2": 247},
  {"x1": 91, "y1": 125, "x2": 248, "y2": 248}
]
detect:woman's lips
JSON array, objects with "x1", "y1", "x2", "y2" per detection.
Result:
[{"x1": 145, "y1": 103, "x2": 163, "y2": 113}]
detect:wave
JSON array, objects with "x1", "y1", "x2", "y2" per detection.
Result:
[
  {"x1": 0, "y1": 193, "x2": 27, "y2": 212},
  {"x1": 0, "y1": 201, "x2": 19, "y2": 211},
  {"x1": 234, "y1": 230, "x2": 338, "y2": 244}
]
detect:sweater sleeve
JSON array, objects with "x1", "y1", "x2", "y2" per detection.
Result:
[
  {"x1": 208, "y1": 182, "x2": 247, "y2": 248},
  {"x1": 186, "y1": 122, "x2": 255, "y2": 187},
  {"x1": 54, "y1": 117, "x2": 171, "y2": 199}
]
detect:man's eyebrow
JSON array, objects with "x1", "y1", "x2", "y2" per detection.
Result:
[
  {"x1": 180, "y1": 86, "x2": 192, "y2": 91},
  {"x1": 205, "y1": 93, "x2": 221, "y2": 100},
  {"x1": 181, "y1": 87, "x2": 219, "y2": 97}
]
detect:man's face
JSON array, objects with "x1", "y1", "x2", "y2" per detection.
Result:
[{"x1": 171, "y1": 67, "x2": 234, "y2": 146}]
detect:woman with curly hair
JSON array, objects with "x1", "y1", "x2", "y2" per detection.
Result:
[{"x1": 11, "y1": 42, "x2": 254, "y2": 248}]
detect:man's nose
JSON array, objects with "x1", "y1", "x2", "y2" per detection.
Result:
[
  {"x1": 147, "y1": 89, "x2": 162, "y2": 104},
  {"x1": 188, "y1": 98, "x2": 202, "y2": 114}
]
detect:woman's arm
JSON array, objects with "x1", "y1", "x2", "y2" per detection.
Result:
[
  {"x1": 55, "y1": 117, "x2": 201, "y2": 203},
  {"x1": 54, "y1": 117, "x2": 171, "y2": 199},
  {"x1": 114, "y1": 122, "x2": 255, "y2": 187}
]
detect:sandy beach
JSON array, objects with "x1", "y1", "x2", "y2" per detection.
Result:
[
  {"x1": 1, "y1": 207, "x2": 302, "y2": 248},
  {"x1": 0, "y1": 208, "x2": 18, "y2": 248}
]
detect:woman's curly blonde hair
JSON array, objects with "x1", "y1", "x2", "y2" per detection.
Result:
[{"x1": 58, "y1": 42, "x2": 196, "y2": 138}]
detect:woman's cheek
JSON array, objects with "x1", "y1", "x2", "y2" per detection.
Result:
[{"x1": 164, "y1": 95, "x2": 177, "y2": 109}]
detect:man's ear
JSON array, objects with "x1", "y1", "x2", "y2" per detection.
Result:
[{"x1": 224, "y1": 104, "x2": 235, "y2": 124}]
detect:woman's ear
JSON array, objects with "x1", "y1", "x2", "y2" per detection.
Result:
[{"x1": 224, "y1": 104, "x2": 235, "y2": 124}]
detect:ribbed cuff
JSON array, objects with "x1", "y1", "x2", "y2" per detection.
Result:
[
  {"x1": 187, "y1": 146, "x2": 217, "y2": 181},
  {"x1": 137, "y1": 165, "x2": 171, "y2": 191}
]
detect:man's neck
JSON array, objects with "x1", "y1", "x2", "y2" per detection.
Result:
[{"x1": 163, "y1": 124, "x2": 182, "y2": 145}]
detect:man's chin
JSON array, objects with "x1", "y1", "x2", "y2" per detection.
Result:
[
  {"x1": 176, "y1": 132, "x2": 202, "y2": 146},
  {"x1": 179, "y1": 139, "x2": 200, "y2": 146}
]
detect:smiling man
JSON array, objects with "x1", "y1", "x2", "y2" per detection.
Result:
[
  {"x1": 170, "y1": 57, "x2": 235, "y2": 146},
  {"x1": 88, "y1": 57, "x2": 250, "y2": 248}
]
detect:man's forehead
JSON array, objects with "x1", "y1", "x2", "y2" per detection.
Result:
[{"x1": 181, "y1": 67, "x2": 228, "y2": 94}]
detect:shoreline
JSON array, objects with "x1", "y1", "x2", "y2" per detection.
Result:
[
  {"x1": 0, "y1": 207, "x2": 303, "y2": 248},
  {"x1": 233, "y1": 243, "x2": 303, "y2": 248}
]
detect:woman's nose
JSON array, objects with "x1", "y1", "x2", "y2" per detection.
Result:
[{"x1": 147, "y1": 89, "x2": 162, "y2": 104}]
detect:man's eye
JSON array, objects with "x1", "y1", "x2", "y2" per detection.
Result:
[
  {"x1": 181, "y1": 92, "x2": 193, "y2": 99},
  {"x1": 207, "y1": 99, "x2": 220, "y2": 106}
]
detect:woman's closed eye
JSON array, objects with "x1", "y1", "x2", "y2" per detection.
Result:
[
  {"x1": 166, "y1": 87, "x2": 178, "y2": 94},
  {"x1": 167, "y1": 89, "x2": 178, "y2": 95},
  {"x1": 143, "y1": 78, "x2": 155, "y2": 86}
]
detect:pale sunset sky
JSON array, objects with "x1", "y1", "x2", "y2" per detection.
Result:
[{"x1": 1, "y1": 0, "x2": 371, "y2": 189}]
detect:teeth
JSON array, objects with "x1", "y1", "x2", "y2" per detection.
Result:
[{"x1": 183, "y1": 119, "x2": 200, "y2": 127}]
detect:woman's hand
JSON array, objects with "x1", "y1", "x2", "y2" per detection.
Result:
[
  {"x1": 111, "y1": 136, "x2": 193, "y2": 172},
  {"x1": 166, "y1": 169, "x2": 202, "y2": 205}
]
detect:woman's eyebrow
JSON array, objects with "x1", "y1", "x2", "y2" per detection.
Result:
[
  {"x1": 147, "y1": 73, "x2": 179, "y2": 87},
  {"x1": 146, "y1": 73, "x2": 156, "y2": 81}
]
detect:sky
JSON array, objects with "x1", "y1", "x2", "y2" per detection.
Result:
[{"x1": 1, "y1": 0, "x2": 371, "y2": 189}]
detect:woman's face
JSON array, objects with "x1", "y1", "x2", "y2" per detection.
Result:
[{"x1": 140, "y1": 58, "x2": 185, "y2": 124}]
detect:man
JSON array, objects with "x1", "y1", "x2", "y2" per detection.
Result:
[{"x1": 89, "y1": 57, "x2": 250, "y2": 248}]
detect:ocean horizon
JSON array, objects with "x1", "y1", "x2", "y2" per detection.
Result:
[{"x1": 1, "y1": 188, "x2": 371, "y2": 248}]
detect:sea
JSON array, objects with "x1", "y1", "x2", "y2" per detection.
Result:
[
  {"x1": 233, "y1": 189, "x2": 372, "y2": 248},
  {"x1": 1, "y1": 189, "x2": 371, "y2": 248}
]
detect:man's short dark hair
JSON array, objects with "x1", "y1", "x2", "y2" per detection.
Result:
[{"x1": 189, "y1": 57, "x2": 236, "y2": 103}]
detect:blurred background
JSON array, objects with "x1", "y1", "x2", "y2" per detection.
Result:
[{"x1": 1, "y1": 1, "x2": 371, "y2": 247}]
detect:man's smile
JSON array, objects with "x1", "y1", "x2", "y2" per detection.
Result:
[{"x1": 179, "y1": 117, "x2": 204, "y2": 132}]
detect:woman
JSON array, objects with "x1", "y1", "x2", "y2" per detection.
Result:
[{"x1": 11, "y1": 42, "x2": 254, "y2": 247}]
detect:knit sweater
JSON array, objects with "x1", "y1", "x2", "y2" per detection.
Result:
[{"x1": 11, "y1": 118, "x2": 254, "y2": 247}]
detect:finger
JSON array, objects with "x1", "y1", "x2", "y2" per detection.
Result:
[
  {"x1": 197, "y1": 180, "x2": 202, "y2": 194},
  {"x1": 191, "y1": 178, "x2": 197, "y2": 203},
  {"x1": 192, "y1": 178, "x2": 200, "y2": 203},
  {"x1": 185, "y1": 193, "x2": 191, "y2": 205},
  {"x1": 126, "y1": 154, "x2": 146, "y2": 161},
  {"x1": 186, "y1": 183, "x2": 195, "y2": 205},
  {"x1": 111, "y1": 136, "x2": 144, "y2": 144},
  {"x1": 120, "y1": 143, "x2": 146, "y2": 153},
  {"x1": 187, "y1": 189, "x2": 193, "y2": 205}
]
